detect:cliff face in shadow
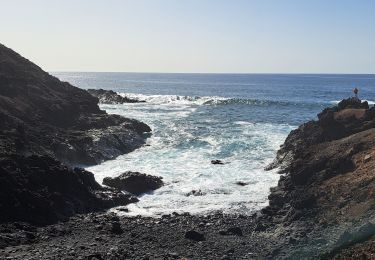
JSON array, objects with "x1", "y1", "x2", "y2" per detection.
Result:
[
  {"x1": 0, "y1": 43, "x2": 150, "y2": 225},
  {"x1": 260, "y1": 98, "x2": 375, "y2": 258},
  {"x1": 0, "y1": 43, "x2": 151, "y2": 165}
]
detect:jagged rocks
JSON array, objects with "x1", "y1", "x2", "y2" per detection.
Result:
[
  {"x1": 102, "y1": 171, "x2": 163, "y2": 195},
  {"x1": 87, "y1": 89, "x2": 145, "y2": 104},
  {"x1": 259, "y1": 97, "x2": 375, "y2": 258},
  {"x1": 0, "y1": 43, "x2": 151, "y2": 165},
  {"x1": 0, "y1": 155, "x2": 138, "y2": 225}
]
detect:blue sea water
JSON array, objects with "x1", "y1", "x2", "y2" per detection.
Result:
[{"x1": 53, "y1": 72, "x2": 375, "y2": 216}]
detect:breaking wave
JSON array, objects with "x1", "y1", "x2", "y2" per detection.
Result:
[{"x1": 119, "y1": 92, "x2": 317, "y2": 107}]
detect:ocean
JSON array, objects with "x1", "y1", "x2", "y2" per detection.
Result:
[{"x1": 53, "y1": 72, "x2": 375, "y2": 216}]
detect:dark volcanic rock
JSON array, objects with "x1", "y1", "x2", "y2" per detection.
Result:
[
  {"x1": 186, "y1": 189, "x2": 205, "y2": 196},
  {"x1": 259, "y1": 98, "x2": 375, "y2": 257},
  {"x1": 211, "y1": 159, "x2": 225, "y2": 165},
  {"x1": 102, "y1": 171, "x2": 163, "y2": 195},
  {"x1": 0, "y1": 155, "x2": 138, "y2": 225},
  {"x1": 0, "y1": 43, "x2": 149, "y2": 225},
  {"x1": 184, "y1": 230, "x2": 205, "y2": 241},
  {"x1": 0, "y1": 43, "x2": 151, "y2": 165},
  {"x1": 87, "y1": 89, "x2": 145, "y2": 104},
  {"x1": 235, "y1": 181, "x2": 248, "y2": 186},
  {"x1": 267, "y1": 97, "x2": 375, "y2": 172}
]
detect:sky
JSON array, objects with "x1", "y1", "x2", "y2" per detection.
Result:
[{"x1": 1, "y1": 0, "x2": 374, "y2": 73}]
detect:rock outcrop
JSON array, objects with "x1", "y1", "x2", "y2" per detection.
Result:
[
  {"x1": 103, "y1": 171, "x2": 163, "y2": 195},
  {"x1": 260, "y1": 97, "x2": 375, "y2": 258},
  {"x1": 0, "y1": 155, "x2": 138, "y2": 225},
  {"x1": 0, "y1": 43, "x2": 150, "y2": 225},
  {"x1": 87, "y1": 89, "x2": 145, "y2": 104},
  {"x1": 0, "y1": 43, "x2": 151, "y2": 165}
]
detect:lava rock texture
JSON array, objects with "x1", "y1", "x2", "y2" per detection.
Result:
[
  {"x1": 0, "y1": 43, "x2": 149, "y2": 226},
  {"x1": 0, "y1": 44, "x2": 151, "y2": 165},
  {"x1": 102, "y1": 171, "x2": 163, "y2": 195},
  {"x1": 259, "y1": 97, "x2": 375, "y2": 258}
]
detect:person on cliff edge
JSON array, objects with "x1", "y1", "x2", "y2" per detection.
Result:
[{"x1": 353, "y1": 87, "x2": 359, "y2": 100}]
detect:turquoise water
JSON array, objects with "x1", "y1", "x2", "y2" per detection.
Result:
[{"x1": 54, "y1": 73, "x2": 375, "y2": 216}]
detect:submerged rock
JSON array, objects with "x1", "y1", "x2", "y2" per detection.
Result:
[
  {"x1": 87, "y1": 89, "x2": 145, "y2": 104},
  {"x1": 102, "y1": 171, "x2": 163, "y2": 195},
  {"x1": 235, "y1": 181, "x2": 248, "y2": 186},
  {"x1": 186, "y1": 189, "x2": 206, "y2": 196}
]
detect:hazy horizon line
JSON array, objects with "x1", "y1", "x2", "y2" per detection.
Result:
[{"x1": 51, "y1": 71, "x2": 375, "y2": 75}]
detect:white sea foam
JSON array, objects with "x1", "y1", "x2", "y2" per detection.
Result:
[
  {"x1": 118, "y1": 92, "x2": 230, "y2": 105},
  {"x1": 87, "y1": 94, "x2": 295, "y2": 216}
]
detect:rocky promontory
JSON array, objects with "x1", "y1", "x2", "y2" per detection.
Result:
[
  {"x1": 0, "y1": 43, "x2": 150, "y2": 225},
  {"x1": 0, "y1": 44, "x2": 151, "y2": 165},
  {"x1": 87, "y1": 89, "x2": 145, "y2": 104},
  {"x1": 259, "y1": 97, "x2": 375, "y2": 258}
]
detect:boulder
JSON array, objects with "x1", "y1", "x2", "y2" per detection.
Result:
[
  {"x1": 184, "y1": 230, "x2": 205, "y2": 241},
  {"x1": 103, "y1": 171, "x2": 163, "y2": 195},
  {"x1": 186, "y1": 190, "x2": 205, "y2": 196},
  {"x1": 211, "y1": 159, "x2": 225, "y2": 165}
]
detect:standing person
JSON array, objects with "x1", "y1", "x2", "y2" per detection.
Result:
[{"x1": 353, "y1": 87, "x2": 359, "y2": 99}]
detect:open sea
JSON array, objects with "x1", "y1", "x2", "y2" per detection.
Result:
[{"x1": 53, "y1": 73, "x2": 375, "y2": 216}]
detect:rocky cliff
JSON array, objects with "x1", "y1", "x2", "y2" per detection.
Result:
[
  {"x1": 260, "y1": 98, "x2": 375, "y2": 258},
  {"x1": 0, "y1": 43, "x2": 151, "y2": 165},
  {"x1": 0, "y1": 44, "x2": 150, "y2": 225}
]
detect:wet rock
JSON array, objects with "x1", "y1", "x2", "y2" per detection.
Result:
[
  {"x1": 186, "y1": 190, "x2": 205, "y2": 196},
  {"x1": 0, "y1": 155, "x2": 137, "y2": 225},
  {"x1": 184, "y1": 230, "x2": 205, "y2": 241},
  {"x1": 211, "y1": 160, "x2": 225, "y2": 165},
  {"x1": 103, "y1": 171, "x2": 163, "y2": 195},
  {"x1": 87, "y1": 89, "x2": 145, "y2": 104}
]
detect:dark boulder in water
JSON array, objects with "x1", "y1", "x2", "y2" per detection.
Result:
[
  {"x1": 87, "y1": 88, "x2": 145, "y2": 104},
  {"x1": 211, "y1": 159, "x2": 225, "y2": 165},
  {"x1": 186, "y1": 189, "x2": 205, "y2": 196},
  {"x1": 235, "y1": 181, "x2": 248, "y2": 186},
  {"x1": 103, "y1": 171, "x2": 163, "y2": 195}
]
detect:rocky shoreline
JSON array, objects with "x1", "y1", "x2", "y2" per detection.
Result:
[
  {"x1": 0, "y1": 43, "x2": 150, "y2": 226},
  {"x1": 1, "y1": 43, "x2": 375, "y2": 259}
]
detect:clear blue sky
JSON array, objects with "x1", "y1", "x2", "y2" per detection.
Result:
[{"x1": 1, "y1": 0, "x2": 374, "y2": 73}]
